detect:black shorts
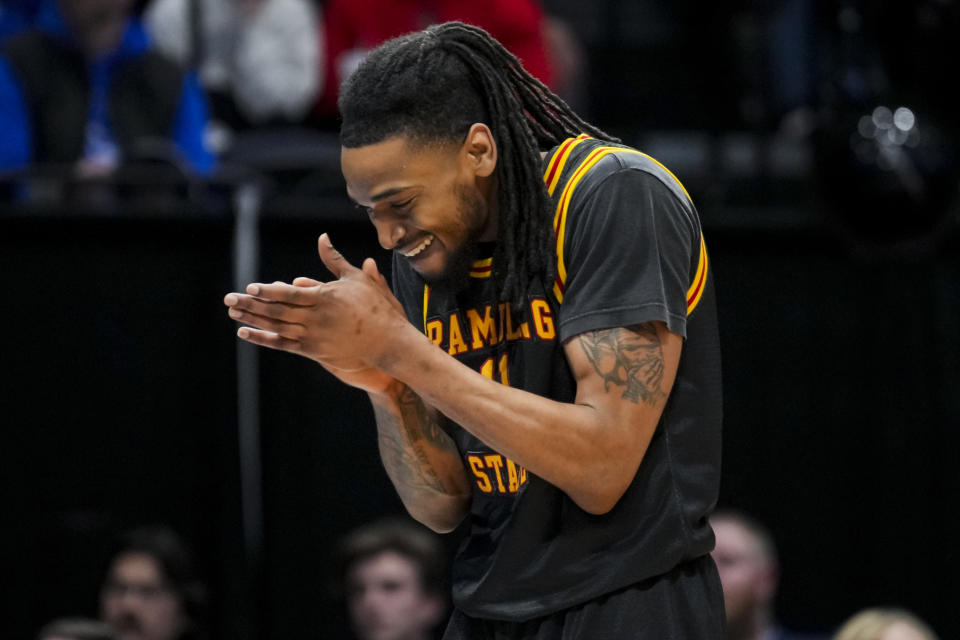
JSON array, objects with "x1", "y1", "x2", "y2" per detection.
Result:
[{"x1": 442, "y1": 555, "x2": 726, "y2": 640}]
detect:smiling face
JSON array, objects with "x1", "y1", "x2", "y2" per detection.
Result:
[{"x1": 341, "y1": 125, "x2": 498, "y2": 285}]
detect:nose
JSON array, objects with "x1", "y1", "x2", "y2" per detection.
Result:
[{"x1": 373, "y1": 218, "x2": 406, "y2": 250}]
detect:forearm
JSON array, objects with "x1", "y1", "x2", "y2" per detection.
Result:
[
  {"x1": 377, "y1": 329, "x2": 640, "y2": 514},
  {"x1": 368, "y1": 380, "x2": 470, "y2": 532}
]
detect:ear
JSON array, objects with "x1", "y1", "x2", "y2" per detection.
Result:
[{"x1": 461, "y1": 123, "x2": 497, "y2": 178}]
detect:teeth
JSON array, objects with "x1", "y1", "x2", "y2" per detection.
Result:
[{"x1": 403, "y1": 235, "x2": 434, "y2": 257}]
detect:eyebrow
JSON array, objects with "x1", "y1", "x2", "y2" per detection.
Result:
[{"x1": 370, "y1": 186, "x2": 413, "y2": 203}]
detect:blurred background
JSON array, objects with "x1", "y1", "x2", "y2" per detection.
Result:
[{"x1": 1, "y1": 0, "x2": 958, "y2": 638}]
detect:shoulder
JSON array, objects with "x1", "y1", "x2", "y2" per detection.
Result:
[
  {"x1": 551, "y1": 143, "x2": 699, "y2": 246},
  {"x1": 579, "y1": 144, "x2": 690, "y2": 207},
  {"x1": 545, "y1": 137, "x2": 692, "y2": 210}
]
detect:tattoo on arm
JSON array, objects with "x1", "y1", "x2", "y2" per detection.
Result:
[
  {"x1": 372, "y1": 386, "x2": 459, "y2": 495},
  {"x1": 578, "y1": 323, "x2": 667, "y2": 406},
  {"x1": 397, "y1": 385, "x2": 450, "y2": 447}
]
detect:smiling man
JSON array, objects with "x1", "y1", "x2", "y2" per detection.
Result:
[{"x1": 224, "y1": 22, "x2": 724, "y2": 639}]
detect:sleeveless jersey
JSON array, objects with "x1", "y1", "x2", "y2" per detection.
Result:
[{"x1": 391, "y1": 136, "x2": 722, "y2": 621}]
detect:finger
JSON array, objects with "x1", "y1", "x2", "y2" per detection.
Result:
[
  {"x1": 361, "y1": 257, "x2": 382, "y2": 281},
  {"x1": 317, "y1": 233, "x2": 360, "y2": 279},
  {"x1": 237, "y1": 327, "x2": 303, "y2": 354},
  {"x1": 361, "y1": 257, "x2": 405, "y2": 314},
  {"x1": 361, "y1": 257, "x2": 392, "y2": 291},
  {"x1": 293, "y1": 276, "x2": 322, "y2": 287},
  {"x1": 225, "y1": 293, "x2": 306, "y2": 321},
  {"x1": 241, "y1": 281, "x2": 317, "y2": 305},
  {"x1": 228, "y1": 307, "x2": 306, "y2": 340}
]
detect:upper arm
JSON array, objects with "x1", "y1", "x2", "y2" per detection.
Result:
[{"x1": 564, "y1": 321, "x2": 682, "y2": 475}]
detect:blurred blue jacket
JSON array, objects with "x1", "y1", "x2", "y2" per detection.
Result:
[{"x1": 0, "y1": 0, "x2": 214, "y2": 174}]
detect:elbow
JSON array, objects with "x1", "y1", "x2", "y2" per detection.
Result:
[
  {"x1": 575, "y1": 490, "x2": 624, "y2": 516},
  {"x1": 421, "y1": 518, "x2": 462, "y2": 535},
  {"x1": 572, "y1": 437, "x2": 651, "y2": 514},
  {"x1": 572, "y1": 469, "x2": 636, "y2": 516},
  {"x1": 405, "y1": 494, "x2": 469, "y2": 534}
]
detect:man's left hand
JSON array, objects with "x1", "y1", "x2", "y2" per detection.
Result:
[{"x1": 223, "y1": 233, "x2": 409, "y2": 370}]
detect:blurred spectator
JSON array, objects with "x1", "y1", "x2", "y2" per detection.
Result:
[
  {"x1": 315, "y1": 0, "x2": 553, "y2": 121},
  {"x1": 37, "y1": 618, "x2": 117, "y2": 640},
  {"x1": 711, "y1": 510, "x2": 828, "y2": 640},
  {"x1": 0, "y1": 0, "x2": 214, "y2": 176},
  {"x1": 334, "y1": 518, "x2": 448, "y2": 640},
  {"x1": 99, "y1": 526, "x2": 207, "y2": 640},
  {"x1": 833, "y1": 608, "x2": 939, "y2": 640},
  {"x1": 143, "y1": 0, "x2": 320, "y2": 139}
]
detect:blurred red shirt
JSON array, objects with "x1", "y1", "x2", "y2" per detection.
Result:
[{"x1": 317, "y1": 0, "x2": 553, "y2": 118}]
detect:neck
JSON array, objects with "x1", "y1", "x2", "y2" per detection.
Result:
[{"x1": 477, "y1": 172, "x2": 499, "y2": 242}]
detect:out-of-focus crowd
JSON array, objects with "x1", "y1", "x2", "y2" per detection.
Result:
[
  {"x1": 0, "y1": 0, "x2": 580, "y2": 179},
  {"x1": 32, "y1": 512, "x2": 942, "y2": 640}
]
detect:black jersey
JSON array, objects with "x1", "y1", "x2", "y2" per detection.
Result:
[{"x1": 391, "y1": 136, "x2": 722, "y2": 622}]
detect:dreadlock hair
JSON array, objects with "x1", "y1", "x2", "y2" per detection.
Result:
[{"x1": 338, "y1": 21, "x2": 618, "y2": 307}]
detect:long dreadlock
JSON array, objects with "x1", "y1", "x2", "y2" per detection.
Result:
[{"x1": 338, "y1": 22, "x2": 618, "y2": 306}]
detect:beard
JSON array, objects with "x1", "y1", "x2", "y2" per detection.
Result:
[{"x1": 420, "y1": 183, "x2": 489, "y2": 294}]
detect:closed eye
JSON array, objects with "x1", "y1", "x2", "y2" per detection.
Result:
[{"x1": 391, "y1": 198, "x2": 414, "y2": 210}]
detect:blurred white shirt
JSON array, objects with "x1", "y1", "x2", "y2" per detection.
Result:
[{"x1": 144, "y1": 0, "x2": 321, "y2": 123}]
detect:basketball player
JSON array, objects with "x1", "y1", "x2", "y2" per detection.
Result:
[{"x1": 224, "y1": 22, "x2": 724, "y2": 638}]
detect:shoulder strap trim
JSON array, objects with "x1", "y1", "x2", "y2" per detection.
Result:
[
  {"x1": 469, "y1": 257, "x2": 493, "y2": 279},
  {"x1": 636, "y1": 151, "x2": 693, "y2": 204},
  {"x1": 422, "y1": 284, "x2": 430, "y2": 332},
  {"x1": 686, "y1": 235, "x2": 709, "y2": 316},
  {"x1": 542, "y1": 133, "x2": 591, "y2": 196},
  {"x1": 547, "y1": 142, "x2": 701, "y2": 310},
  {"x1": 551, "y1": 145, "x2": 643, "y2": 303}
]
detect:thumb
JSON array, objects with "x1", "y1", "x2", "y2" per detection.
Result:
[{"x1": 317, "y1": 233, "x2": 358, "y2": 279}]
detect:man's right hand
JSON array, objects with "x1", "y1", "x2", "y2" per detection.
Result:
[{"x1": 290, "y1": 274, "x2": 398, "y2": 395}]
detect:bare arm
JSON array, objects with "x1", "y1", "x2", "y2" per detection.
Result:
[
  {"x1": 225, "y1": 237, "x2": 469, "y2": 532},
  {"x1": 224, "y1": 234, "x2": 680, "y2": 516},
  {"x1": 378, "y1": 320, "x2": 680, "y2": 515},
  {"x1": 368, "y1": 382, "x2": 470, "y2": 533}
]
